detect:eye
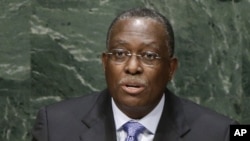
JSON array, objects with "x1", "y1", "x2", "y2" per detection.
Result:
[
  {"x1": 141, "y1": 51, "x2": 159, "y2": 60},
  {"x1": 112, "y1": 49, "x2": 128, "y2": 58}
]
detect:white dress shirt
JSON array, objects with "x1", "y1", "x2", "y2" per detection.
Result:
[{"x1": 112, "y1": 94, "x2": 165, "y2": 141}]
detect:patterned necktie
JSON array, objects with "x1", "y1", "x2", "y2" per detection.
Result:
[{"x1": 123, "y1": 121, "x2": 145, "y2": 141}]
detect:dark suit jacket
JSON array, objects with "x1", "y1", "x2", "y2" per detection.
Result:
[{"x1": 32, "y1": 88, "x2": 237, "y2": 141}]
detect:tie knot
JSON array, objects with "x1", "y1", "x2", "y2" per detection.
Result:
[{"x1": 123, "y1": 121, "x2": 145, "y2": 140}]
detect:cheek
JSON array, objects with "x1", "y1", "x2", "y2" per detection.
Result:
[
  {"x1": 105, "y1": 63, "x2": 123, "y2": 86},
  {"x1": 147, "y1": 66, "x2": 170, "y2": 86}
]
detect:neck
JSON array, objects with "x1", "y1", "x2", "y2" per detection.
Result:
[{"x1": 116, "y1": 101, "x2": 159, "y2": 119}]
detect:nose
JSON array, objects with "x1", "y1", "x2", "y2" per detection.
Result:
[{"x1": 124, "y1": 54, "x2": 143, "y2": 75}]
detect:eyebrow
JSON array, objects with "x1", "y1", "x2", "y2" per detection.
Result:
[
  {"x1": 109, "y1": 40, "x2": 129, "y2": 49},
  {"x1": 110, "y1": 39, "x2": 161, "y2": 51},
  {"x1": 114, "y1": 39, "x2": 128, "y2": 44},
  {"x1": 142, "y1": 42, "x2": 161, "y2": 51}
]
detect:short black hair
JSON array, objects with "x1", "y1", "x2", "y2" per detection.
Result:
[{"x1": 106, "y1": 7, "x2": 175, "y2": 57}]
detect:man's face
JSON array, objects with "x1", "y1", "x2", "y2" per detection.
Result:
[{"x1": 102, "y1": 18, "x2": 177, "y2": 118}]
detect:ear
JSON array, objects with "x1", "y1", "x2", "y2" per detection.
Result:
[
  {"x1": 168, "y1": 57, "x2": 178, "y2": 81},
  {"x1": 101, "y1": 53, "x2": 108, "y2": 72}
]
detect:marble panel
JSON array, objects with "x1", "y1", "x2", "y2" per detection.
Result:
[
  {"x1": 1, "y1": 0, "x2": 249, "y2": 140},
  {"x1": 0, "y1": 1, "x2": 31, "y2": 141}
]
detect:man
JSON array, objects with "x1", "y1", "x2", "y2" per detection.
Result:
[{"x1": 32, "y1": 8, "x2": 237, "y2": 141}]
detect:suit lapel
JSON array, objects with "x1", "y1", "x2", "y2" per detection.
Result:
[
  {"x1": 154, "y1": 89, "x2": 190, "y2": 141},
  {"x1": 80, "y1": 89, "x2": 117, "y2": 141},
  {"x1": 78, "y1": 88, "x2": 190, "y2": 141}
]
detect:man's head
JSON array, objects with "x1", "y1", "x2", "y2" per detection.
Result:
[
  {"x1": 102, "y1": 7, "x2": 178, "y2": 119},
  {"x1": 106, "y1": 7, "x2": 175, "y2": 57}
]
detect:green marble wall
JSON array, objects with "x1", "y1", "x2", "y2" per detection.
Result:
[{"x1": 1, "y1": 0, "x2": 249, "y2": 140}]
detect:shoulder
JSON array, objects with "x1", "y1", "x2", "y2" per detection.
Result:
[
  {"x1": 166, "y1": 89, "x2": 236, "y2": 124},
  {"x1": 176, "y1": 96, "x2": 238, "y2": 141},
  {"x1": 166, "y1": 92, "x2": 238, "y2": 140},
  {"x1": 40, "y1": 89, "x2": 109, "y2": 119},
  {"x1": 47, "y1": 91, "x2": 100, "y2": 109},
  {"x1": 178, "y1": 96, "x2": 238, "y2": 132},
  {"x1": 181, "y1": 97, "x2": 235, "y2": 123},
  {"x1": 165, "y1": 89, "x2": 238, "y2": 130},
  {"x1": 32, "y1": 90, "x2": 110, "y2": 140}
]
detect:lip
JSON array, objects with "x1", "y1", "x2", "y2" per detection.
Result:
[{"x1": 120, "y1": 83, "x2": 146, "y2": 95}]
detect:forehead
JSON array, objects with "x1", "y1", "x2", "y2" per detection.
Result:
[
  {"x1": 109, "y1": 18, "x2": 167, "y2": 48},
  {"x1": 110, "y1": 17, "x2": 166, "y2": 36}
]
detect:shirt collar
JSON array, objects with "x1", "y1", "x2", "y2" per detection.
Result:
[{"x1": 112, "y1": 94, "x2": 165, "y2": 134}]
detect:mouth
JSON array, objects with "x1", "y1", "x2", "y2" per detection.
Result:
[{"x1": 121, "y1": 83, "x2": 146, "y2": 95}]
